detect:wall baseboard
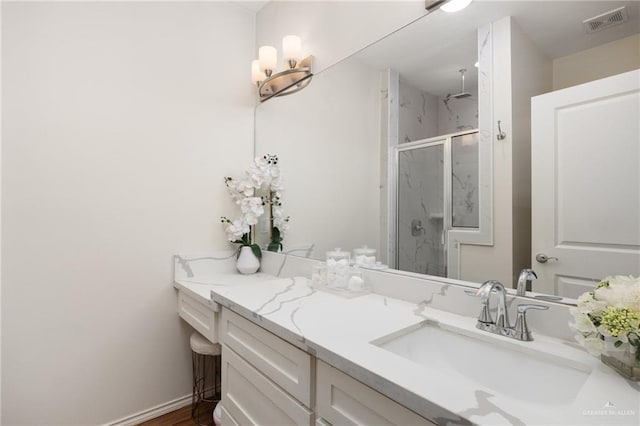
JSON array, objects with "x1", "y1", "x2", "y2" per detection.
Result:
[{"x1": 105, "y1": 394, "x2": 192, "y2": 426}]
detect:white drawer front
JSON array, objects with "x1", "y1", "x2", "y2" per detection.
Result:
[
  {"x1": 316, "y1": 361, "x2": 435, "y2": 426},
  {"x1": 178, "y1": 291, "x2": 218, "y2": 343},
  {"x1": 221, "y1": 308, "x2": 312, "y2": 406},
  {"x1": 221, "y1": 405, "x2": 240, "y2": 426},
  {"x1": 222, "y1": 345, "x2": 313, "y2": 426}
]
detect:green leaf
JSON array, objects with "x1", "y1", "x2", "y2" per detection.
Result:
[
  {"x1": 250, "y1": 244, "x2": 262, "y2": 259},
  {"x1": 267, "y1": 242, "x2": 280, "y2": 252},
  {"x1": 614, "y1": 340, "x2": 623, "y2": 348},
  {"x1": 267, "y1": 227, "x2": 283, "y2": 252}
]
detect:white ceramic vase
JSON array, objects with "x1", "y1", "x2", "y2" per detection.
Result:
[{"x1": 236, "y1": 246, "x2": 260, "y2": 275}]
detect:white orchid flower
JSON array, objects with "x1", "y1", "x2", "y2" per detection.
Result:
[
  {"x1": 271, "y1": 176, "x2": 284, "y2": 192},
  {"x1": 244, "y1": 212, "x2": 259, "y2": 226},
  {"x1": 222, "y1": 154, "x2": 286, "y2": 253},
  {"x1": 240, "y1": 197, "x2": 264, "y2": 215},
  {"x1": 225, "y1": 218, "x2": 249, "y2": 242}
]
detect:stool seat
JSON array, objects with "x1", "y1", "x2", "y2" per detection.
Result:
[{"x1": 190, "y1": 333, "x2": 221, "y2": 356}]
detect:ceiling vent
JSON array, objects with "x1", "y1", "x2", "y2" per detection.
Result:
[{"x1": 583, "y1": 7, "x2": 628, "y2": 33}]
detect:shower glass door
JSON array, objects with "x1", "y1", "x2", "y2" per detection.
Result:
[{"x1": 396, "y1": 141, "x2": 446, "y2": 276}]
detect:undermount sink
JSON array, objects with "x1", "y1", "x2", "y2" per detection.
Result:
[{"x1": 372, "y1": 322, "x2": 591, "y2": 405}]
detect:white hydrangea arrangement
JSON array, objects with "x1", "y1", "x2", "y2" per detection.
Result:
[
  {"x1": 569, "y1": 275, "x2": 640, "y2": 363},
  {"x1": 221, "y1": 154, "x2": 289, "y2": 257}
]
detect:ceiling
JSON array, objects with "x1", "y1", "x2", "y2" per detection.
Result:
[
  {"x1": 234, "y1": 0, "x2": 269, "y2": 13},
  {"x1": 351, "y1": 1, "x2": 640, "y2": 97}
]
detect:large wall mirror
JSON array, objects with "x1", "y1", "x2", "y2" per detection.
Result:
[{"x1": 255, "y1": 1, "x2": 640, "y2": 302}]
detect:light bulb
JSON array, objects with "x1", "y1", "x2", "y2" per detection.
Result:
[
  {"x1": 259, "y1": 46, "x2": 277, "y2": 77},
  {"x1": 251, "y1": 59, "x2": 262, "y2": 85},
  {"x1": 282, "y1": 35, "x2": 302, "y2": 68},
  {"x1": 441, "y1": 0, "x2": 473, "y2": 13}
]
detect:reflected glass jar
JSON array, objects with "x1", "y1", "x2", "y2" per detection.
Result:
[
  {"x1": 326, "y1": 248, "x2": 350, "y2": 288},
  {"x1": 353, "y1": 246, "x2": 376, "y2": 267}
]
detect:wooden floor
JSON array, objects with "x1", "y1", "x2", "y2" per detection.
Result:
[{"x1": 138, "y1": 405, "x2": 201, "y2": 426}]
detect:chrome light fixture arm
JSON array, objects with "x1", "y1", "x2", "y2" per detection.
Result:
[{"x1": 258, "y1": 56, "x2": 314, "y2": 103}]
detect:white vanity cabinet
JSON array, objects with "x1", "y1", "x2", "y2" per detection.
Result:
[
  {"x1": 220, "y1": 307, "x2": 313, "y2": 425},
  {"x1": 316, "y1": 361, "x2": 436, "y2": 426},
  {"x1": 177, "y1": 291, "x2": 218, "y2": 343},
  {"x1": 218, "y1": 306, "x2": 435, "y2": 426}
]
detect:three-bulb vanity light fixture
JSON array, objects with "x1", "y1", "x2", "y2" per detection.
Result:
[{"x1": 251, "y1": 35, "x2": 313, "y2": 103}]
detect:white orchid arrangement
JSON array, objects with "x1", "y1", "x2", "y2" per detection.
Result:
[
  {"x1": 220, "y1": 154, "x2": 289, "y2": 257},
  {"x1": 569, "y1": 275, "x2": 640, "y2": 362}
]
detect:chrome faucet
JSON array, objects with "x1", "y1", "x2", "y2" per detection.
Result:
[
  {"x1": 474, "y1": 279, "x2": 548, "y2": 341},
  {"x1": 476, "y1": 280, "x2": 509, "y2": 328},
  {"x1": 516, "y1": 269, "x2": 537, "y2": 296}
]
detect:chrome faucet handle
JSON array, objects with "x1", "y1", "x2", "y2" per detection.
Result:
[
  {"x1": 516, "y1": 268, "x2": 538, "y2": 296},
  {"x1": 475, "y1": 280, "x2": 508, "y2": 326},
  {"x1": 514, "y1": 304, "x2": 549, "y2": 341}
]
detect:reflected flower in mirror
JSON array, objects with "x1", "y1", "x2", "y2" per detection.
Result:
[{"x1": 256, "y1": 154, "x2": 290, "y2": 252}]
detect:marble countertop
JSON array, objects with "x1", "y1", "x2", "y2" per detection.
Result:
[{"x1": 174, "y1": 271, "x2": 640, "y2": 425}]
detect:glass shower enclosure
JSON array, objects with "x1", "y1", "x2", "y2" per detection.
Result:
[{"x1": 396, "y1": 130, "x2": 479, "y2": 276}]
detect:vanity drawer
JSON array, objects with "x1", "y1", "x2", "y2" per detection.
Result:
[
  {"x1": 220, "y1": 405, "x2": 240, "y2": 426},
  {"x1": 221, "y1": 345, "x2": 313, "y2": 426},
  {"x1": 316, "y1": 361, "x2": 435, "y2": 426},
  {"x1": 220, "y1": 308, "x2": 312, "y2": 406},
  {"x1": 178, "y1": 290, "x2": 218, "y2": 343}
]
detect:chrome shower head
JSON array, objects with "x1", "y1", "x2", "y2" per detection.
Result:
[
  {"x1": 451, "y1": 91, "x2": 472, "y2": 99},
  {"x1": 450, "y1": 68, "x2": 472, "y2": 99}
]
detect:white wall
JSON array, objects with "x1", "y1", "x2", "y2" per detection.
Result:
[
  {"x1": 553, "y1": 34, "x2": 640, "y2": 91},
  {"x1": 458, "y1": 17, "x2": 552, "y2": 286},
  {"x1": 1, "y1": 2, "x2": 255, "y2": 424},
  {"x1": 510, "y1": 19, "x2": 552, "y2": 284},
  {"x1": 255, "y1": 58, "x2": 381, "y2": 258}
]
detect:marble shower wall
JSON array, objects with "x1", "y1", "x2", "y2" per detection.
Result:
[
  {"x1": 397, "y1": 146, "x2": 446, "y2": 276},
  {"x1": 396, "y1": 81, "x2": 479, "y2": 275},
  {"x1": 398, "y1": 80, "x2": 439, "y2": 142},
  {"x1": 399, "y1": 79, "x2": 478, "y2": 143},
  {"x1": 437, "y1": 93, "x2": 478, "y2": 135},
  {"x1": 451, "y1": 132, "x2": 480, "y2": 228}
]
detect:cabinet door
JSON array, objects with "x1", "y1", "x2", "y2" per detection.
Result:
[
  {"x1": 221, "y1": 307, "x2": 312, "y2": 406},
  {"x1": 178, "y1": 290, "x2": 218, "y2": 343},
  {"x1": 316, "y1": 361, "x2": 435, "y2": 426},
  {"x1": 222, "y1": 345, "x2": 313, "y2": 426}
]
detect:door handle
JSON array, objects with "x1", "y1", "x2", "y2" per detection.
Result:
[{"x1": 535, "y1": 253, "x2": 559, "y2": 263}]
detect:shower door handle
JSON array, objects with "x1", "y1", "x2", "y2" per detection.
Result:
[{"x1": 411, "y1": 219, "x2": 424, "y2": 236}]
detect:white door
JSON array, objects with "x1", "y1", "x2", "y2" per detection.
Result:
[{"x1": 531, "y1": 69, "x2": 640, "y2": 297}]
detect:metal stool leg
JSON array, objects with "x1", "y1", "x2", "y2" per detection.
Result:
[{"x1": 192, "y1": 351, "x2": 220, "y2": 426}]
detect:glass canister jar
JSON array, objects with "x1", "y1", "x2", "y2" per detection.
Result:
[
  {"x1": 353, "y1": 246, "x2": 376, "y2": 267},
  {"x1": 326, "y1": 248, "x2": 350, "y2": 288}
]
